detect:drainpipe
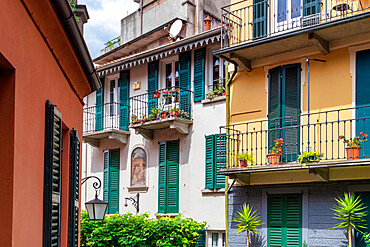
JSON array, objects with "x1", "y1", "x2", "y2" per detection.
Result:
[
  {"x1": 219, "y1": 55, "x2": 238, "y2": 247},
  {"x1": 140, "y1": 0, "x2": 143, "y2": 35}
]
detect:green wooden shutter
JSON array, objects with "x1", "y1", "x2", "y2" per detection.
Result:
[
  {"x1": 103, "y1": 150, "x2": 109, "y2": 204},
  {"x1": 215, "y1": 134, "x2": 226, "y2": 189},
  {"x1": 253, "y1": 0, "x2": 267, "y2": 38},
  {"x1": 158, "y1": 142, "x2": 167, "y2": 213},
  {"x1": 109, "y1": 149, "x2": 120, "y2": 214},
  {"x1": 69, "y1": 129, "x2": 80, "y2": 247},
  {"x1": 95, "y1": 77, "x2": 104, "y2": 131},
  {"x1": 166, "y1": 140, "x2": 179, "y2": 213},
  {"x1": 194, "y1": 48, "x2": 205, "y2": 102},
  {"x1": 119, "y1": 71, "x2": 130, "y2": 131},
  {"x1": 268, "y1": 67, "x2": 282, "y2": 151},
  {"x1": 43, "y1": 100, "x2": 62, "y2": 247},
  {"x1": 268, "y1": 194, "x2": 302, "y2": 247},
  {"x1": 148, "y1": 61, "x2": 158, "y2": 114},
  {"x1": 205, "y1": 135, "x2": 215, "y2": 189},
  {"x1": 179, "y1": 51, "x2": 191, "y2": 118},
  {"x1": 282, "y1": 64, "x2": 301, "y2": 162},
  {"x1": 195, "y1": 229, "x2": 206, "y2": 247}
]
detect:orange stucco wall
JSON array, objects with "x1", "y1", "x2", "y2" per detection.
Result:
[{"x1": 0, "y1": 0, "x2": 92, "y2": 246}]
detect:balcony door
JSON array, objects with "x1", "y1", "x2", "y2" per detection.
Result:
[
  {"x1": 356, "y1": 49, "x2": 370, "y2": 158},
  {"x1": 275, "y1": 0, "x2": 302, "y2": 32},
  {"x1": 268, "y1": 64, "x2": 301, "y2": 162}
]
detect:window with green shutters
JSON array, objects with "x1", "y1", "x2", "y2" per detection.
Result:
[
  {"x1": 194, "y1": 48, "x2": 206, "y2": 102},
  {"x1": 103, "y1": 149, "x2": 120, "y2": 214},
  {"x1": 158, "y1": 140, "x2": 179, "y2": 213},
  {"x1": 267, "y1": 194, "x2": 302, "y2": 247},
  {"x1": 69, "y1": 129, "x2": 80, "y2": 247},
  {"x1": 205, "y1": 134, "x2": 226, "y2": 189},
  {"x1": 95, "y1": 77, "x2": 105, "y2": 131},
  {"x1": 179, "y1": 51, "x2": 191, "y2": 116},
  {"x1": 148, "y1": 61, "x2": 158, "y2": 114},
  {"x1": 195, "y1": 229, "x2": 206, "y2": 247},
  {"x1": 43, "y1": 100, "x2": 62, "y2": 247},
  {"x1": 119, "y1": 70, "x2": 130, "y2": 131}
]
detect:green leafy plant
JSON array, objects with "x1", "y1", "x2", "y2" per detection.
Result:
[
  {"x1": 297, "y1": 151, "x2": 324, "y2": 165},
  {"x1": 331, "y1": 192, "x2": 368, "y2": 247},
  {"x1": 339, "y1": 132, "x2": 368, "y2": 147},
  {"x1": 81, "y1": 211, "x2": 206, "y2": 247},
  {"x1": 237, "y1": 152, "x2": 253, "y2": 162},
  {"x1": 234, "y1": 203, "x2": 263, "y2": 247},
  {"x1": 364, "y1": 233, "x2": 370, "y2": 244},
  {"x1": 269, "y1": 138, "x2": 284, "y2": 154}
]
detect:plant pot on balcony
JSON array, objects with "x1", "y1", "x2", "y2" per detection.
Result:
[
  {"x1": 161, "y1": 111, "x2": 168, "y2": 119},
  {"x1": 345, "y1": 147, "x2": 361, "y2": 160},
  {"x1": 267, "y1": 154, "x2": 281, "y2": 165},
  {"x1": 239, "y1": 160, "x2": 248, "y2": 168}
]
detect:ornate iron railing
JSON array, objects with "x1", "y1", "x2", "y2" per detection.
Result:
[
  {"x1": 129, "y1": 87, "x2": 193, "y2": 125},
  {"x1": 221, "y1": 0, "x2": 370, "y2": 48},
  {"x1": 83, "y1": 102, "x2": 130, "y2": 134},
  {"x1": 220, "y1": 105, "x2": 370, "y2": 168}
]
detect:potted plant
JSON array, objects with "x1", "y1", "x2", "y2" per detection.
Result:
[
  {"x1": 331, "y1": 192, "x2": 368, "y2": 247},
  {"x1": 297, "y1": 151, "x2": 324, "y2": 166},
  {"x1": 233, "y1": 203, "x2": 263, "y2": 247},
  {"x1": 267, "y1": 138, "x2": 284, "y2": 165},
  {"x1": 339, "y1": 132, "x2": 368, "y2": 160},
  {"x1": 237, "y1": 152, "x2": 253, "y2": 168},
  {"x1": 153, "y1": 91, "x2": 160, "y2": 98},
  {"x1": 149, "y1": 106, "x2": 160, "y2": 120},
  {"x1": 131, "y1": 114, "x2": 138, "y2": 125},
  {"x1": 206, "y1": 91, "x2": 214, "y2": 99}
]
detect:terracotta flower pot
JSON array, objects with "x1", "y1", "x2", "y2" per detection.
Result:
[
  {"x1": 239, "y1": 160, "x2": 248, "y2": 168},
  {"x1": 267, "y1": 153, "x2": 281, "y2": 165},
  {"x1": 161, "y1": 112, "x2": 168, "y2": 119},
  {"x1": 345, "y1": 147, "x2": 361, "y2": 160}
]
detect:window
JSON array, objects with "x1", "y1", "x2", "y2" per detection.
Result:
[
  {"x1": 103, "y1": 149, "x2": 120, "y2": 214},
  {"x1": 205, "y1": 134, "x2": 226, "y2": 189},
  {"x1": 206, "y1": 231, "x2": 226, "y2": 247},
  {"x1": 208, "y1": 55, "x2": 225, "y2": 97},
  {"x1": 164, "y1": 61, "x2": 179, "y2": 88},
  {"x1": 267, "y1": 194, "x2": 302, "y2": 246},
  {"x1": 194, "y1": 48, "x2": 206, "y2": 101},
  {"x1": 158, "y1": 140, "x2": 179, "y2": 213},
  {"x1": 110, "y1": 79, "x2": 116, "y2": 116},
  {"x1": 43, "y1": 100, "x2": 62, "y2": 247},
  {"x1": 131, "y1": 147, "x2": 146, "y2": 187}
]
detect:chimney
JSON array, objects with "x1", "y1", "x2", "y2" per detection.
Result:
[
  {"x1": 204, "y1": 16, "x2": 212, "y2": 31},
  {"x1": 75, "y1": 5, "x2": 89, "y2": 36}
]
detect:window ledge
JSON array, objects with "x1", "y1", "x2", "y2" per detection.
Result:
[
  {"x1": 201, "y1": 95, "x2": 226, "y2": 105},
  {"x1": 127, "y1": 186, "x2": 148, "y2": 193},
  {"x1": 201, "y1": 188, "x2": 225, "y2": 195},
  {"x1": 155, "y1": 213, "x2": 181, "y2": 218}
]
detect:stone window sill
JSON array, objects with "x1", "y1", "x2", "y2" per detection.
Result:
[
  {"x1": 127, "y1": 186, "x2": 148, "y2": 193},
  {"x1": 155, "y1": 213, "x2": 181, "y2": 218},
  {"x1": 201, "y1": 95, "x2": 226, "y2": 105},
  {"x1": 201, "y1": 188, "x2": 225, "y2": 195}
]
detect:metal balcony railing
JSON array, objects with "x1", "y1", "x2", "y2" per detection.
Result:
[
  {"x1": 129, "y1": 87, "x2": 193, "y2": 125},
  {"x1": 220, "y1": 105, "x2": 370, "y2": 168},
  {"x1": 221, "y1": 0, "x2": 370, "y2": 48},
  {"x1": 102, "y1": 36, "x2": 121, "y2": 53},
  {"x1": 83, "y1": 102, "x2": 130, "y2": 134}
]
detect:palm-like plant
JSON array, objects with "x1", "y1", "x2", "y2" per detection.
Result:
[
  {"x1": 234, "y1": 203, "x2": 263, "y2": 247},
  {"x1": 331, "y1": 192, "x2": 368, "y2": 247}
]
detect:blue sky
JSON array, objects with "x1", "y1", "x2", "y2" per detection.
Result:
[{"x1": 80, "y1": 0, "x2": 139, "y2": 59}]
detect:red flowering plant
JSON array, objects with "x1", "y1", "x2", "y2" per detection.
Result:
[
  {"x1": 339, "y1": 132, "x2": 368, "y2": 147},
  {"x1": 269, "y1": 138, "x2": 284, "y2": 154}
]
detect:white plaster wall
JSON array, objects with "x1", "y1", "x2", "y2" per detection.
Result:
[{"x1": 82, "y1": 46, "x2": 226, "y2": 231}]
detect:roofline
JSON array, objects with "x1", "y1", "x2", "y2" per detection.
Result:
[
  {"x1": 93, "y1": 17, "x2": 188, "y2": 63},
  {"x1": 51, "y1": 0, "x2": 101, "y2": 91},
  {"x1": 213, "y1": 11, "x2": 370, "y2": 57},
  {"x1": 96, "y1": 27, "x2": 221, "y2": 72}
]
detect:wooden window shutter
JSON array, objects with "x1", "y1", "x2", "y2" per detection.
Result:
[
  {"x1": 148, "y1": 61, "x2": 158, "y2": 114},
  {"x1": 43, "y1": 100, "x2": 62, "y2": 247},
  {"x1": 193, "y1": 48, "x2": 206, "y2": 102},
  {"x1": 267, "y1": 194, "x2": 302, "y2": 247},
  {"x1": 158, "y1": 142, "x2": 167, "y2": 213},
  {"x1": 215, "y1": 134, "x2": 226, "y2": 189},
  {"x1": 252, "y1": 0, "x2": 267, "y2": 38},
  {"x1": 179, "y1": 51, "x2": 191, "y2": 116},
  {"x1": 119, "y1": 71, "x2": 130, "y2": 131},
  {"x1": 109, "y1": 149, "x2": 120, "y2": 214},
  {"x1": 268, "y1": 67, "x2": 282, "y2": 151},
  {"x1": 103, "y1": 150, "x2": 109, "y2": 206},
  {"x1": 166, "y1": 140, "x2": 179, "y2": 213},
  {"x1": 95, "y1": 77, "x2": 104, "y2": 131},
  {"x1": 195, "y1": 229, "x2": 206, "y2": 247},
  {"x1": 69, "y1": 129, "x2": 80, "y2": 247},
  {"x1": 205, "y1": 135, "x2": 215, "y2": 189}
]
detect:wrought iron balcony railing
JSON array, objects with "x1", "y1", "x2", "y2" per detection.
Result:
[
  {"x1": 83, "y1": 102, "x2": 130, "y2": 134},
  {"x1": 220, "y1": 105, "x2": 370, "y2": 169},
  {"x1": 221, "y1": 0, "x2": 370, "y2": 48},
  {"x1": 129, "y1": 87, "x2": 193, "y2": 125}
]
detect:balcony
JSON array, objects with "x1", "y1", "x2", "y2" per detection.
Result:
[
  {"x1": 219, "y1": 105, "x2": 370, "y2": 185},
  {"x1": 217, "y1": 0, "x2": 370, "y2": 65},
  {"x1": 83, "y1": 102, "x2": 130, "y2": 147},
  {"x1": 100, "y1": 36, "x2": 121, "y2": 55},
  {"x1": 129, "y1": 87, "x2": 193, "y2": 140}
]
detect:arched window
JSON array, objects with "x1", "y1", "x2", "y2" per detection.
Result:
[{"x1": 131, "y1": 147, "x2": 146, "y2": 186}]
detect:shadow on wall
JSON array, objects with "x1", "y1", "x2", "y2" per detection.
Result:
[{"x1": 249, "y1": 233, "x2": 265, "y2": 247}]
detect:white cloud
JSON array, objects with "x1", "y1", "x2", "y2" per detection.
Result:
[{"x1": 80, "y1": 0, "x2": 139, "y2": 58}]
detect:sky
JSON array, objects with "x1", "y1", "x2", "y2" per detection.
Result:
[{"x1": 80, "y1": 0, "x2": 139, "y2": 59}]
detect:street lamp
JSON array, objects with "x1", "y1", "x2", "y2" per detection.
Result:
[{"x1": 81, "y1": 176, "x2": 108, "y2": 220}]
